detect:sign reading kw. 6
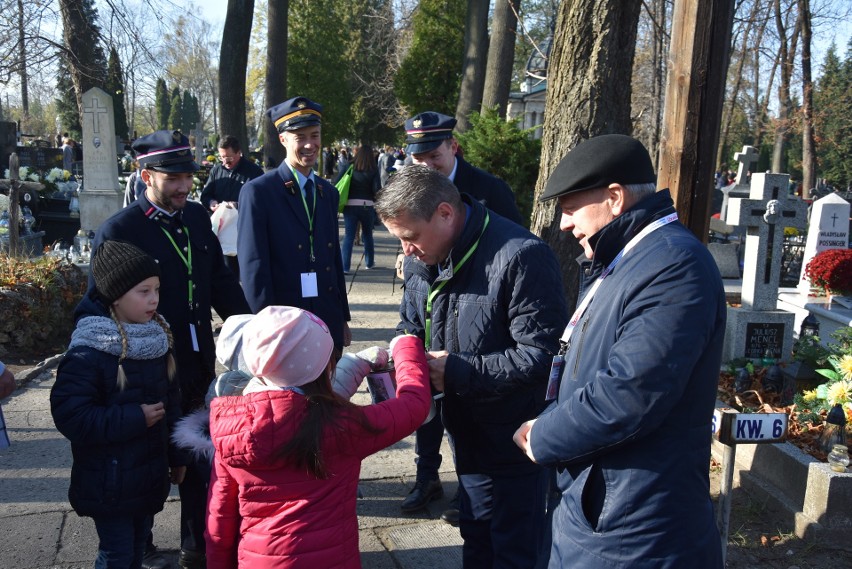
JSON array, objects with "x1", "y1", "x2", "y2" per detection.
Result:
[{"x1": 712, "y1": 408, "x2": 788, "y2": 445}]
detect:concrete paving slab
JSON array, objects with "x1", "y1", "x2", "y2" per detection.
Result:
[{"x1": 381, "y1": 521, "x2": 463, "y2": 569}]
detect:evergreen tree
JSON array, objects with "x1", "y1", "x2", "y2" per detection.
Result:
[
  {"x1": 182, "y1": 89, "x2": 194, "y2": 133},
  {"x1": 395, "y1": 0, "x2": 465, "y2": 116},
  {"x1": 456, "y1": 107, "x2": 541, "y2": 226},
  {"x1": 155, "y1": 78, "x2": 170, "y2": 130},
  {"x1": 59, "y1": 0, "x2": 109, "y2": 119},
  {"x1": 55, "y1": 54, "x2": 82, "y2": 139},
  {"x1": 814, "y1": 40, "x2": 852, "y2": 188},
  {"x1": 287, "y1": 0, "x2": 353, "y2": 144},
  {"x1": 106, "y1": 47, "x2": 129, "y2": 141},
  {"x1": 169, "y1": 92, "x2": 183, "y2": 131}
]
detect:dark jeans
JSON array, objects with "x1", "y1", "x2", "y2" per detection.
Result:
[
  {"x1": 341, "y1": 205, "x2": 375, "y2": 272},
  {"x1": 459, "y1": 469, "x2": 548, "y2": 569},
  {"x1": 93, "y1": 514, "x2": 153, "y2": 569},
  {"x1": 179, "y1": 454, "x2": 212, "y2": 554}
]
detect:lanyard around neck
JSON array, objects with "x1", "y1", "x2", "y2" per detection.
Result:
[
  {"x1": 290, "y1": 166, "x2": 316, "y2": 262},
  {"x1": 424, "y1": 212, "x2": 490, "y2": 351},
  {"x1": 160, "y1": 225, "x2": 194, "y2": 307},
  {"x1": 560, "y1": 212, "x2": 678, "y2": 347}
]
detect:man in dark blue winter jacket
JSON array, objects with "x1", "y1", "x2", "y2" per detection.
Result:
[
  {"x1": 514, "y1": 134, "x2": 725, "y2": 568},
  {"x1": 376, "y1": 165, "x2": 567, "y2": 568}
]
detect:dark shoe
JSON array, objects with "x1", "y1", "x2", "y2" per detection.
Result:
[
  {"x1": 178, "y1": 549, "x2": 206, "y2": 569},
  {"x1": 440, "y1": 487, "x2": 460, "y2": 526},
  {"x1": 142, "y1": 544, "x2": 171, "y2": 569},
  {"x1": 400, "y1": 479, "x2": 443, "y2": 512}
]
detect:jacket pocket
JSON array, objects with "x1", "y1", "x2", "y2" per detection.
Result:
[{"x1": 563, "y1": 461, "x2": 607, "y2": 534}]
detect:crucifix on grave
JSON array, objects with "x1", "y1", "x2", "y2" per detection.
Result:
[
  {"x1": 190, "y1": 122, "x2": 209, "y2": 166},
  {"x1": 719, "y1": 145, "x2": 759, "y2": 220},
  {"x1": 723, "y1": 172, "x2": 809, "y2": 363}
]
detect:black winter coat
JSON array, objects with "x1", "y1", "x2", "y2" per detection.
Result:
[
  {"x1": 397, "y1": 196, "x2": 567, "y2": 476},
  {"x1": 199, "y1": 157, "x2": 264, "y2": 211},
  {"x1": 51, "y1": 293, "x2": 183, "y2": 518},
  {"x1": 453, "y1": 157, "x2": 523, "y2": 225}
]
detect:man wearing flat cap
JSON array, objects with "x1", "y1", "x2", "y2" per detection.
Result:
[
  {"x1": 400, "y1": 111, "x2": 523, "y2": 524},
  {"x1": 238, "y1": 96, "x2": 351, "y2": 353},
  {"x1": 87, "y1": 130, "x2": 250, "y2": 569},
  {"x1": 513, "y1": 134, "x2": 725, "y2": 568}
]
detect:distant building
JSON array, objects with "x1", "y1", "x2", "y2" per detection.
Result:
[{"x1": 507, "y1": 37, "x2": 551, "y2": 140}]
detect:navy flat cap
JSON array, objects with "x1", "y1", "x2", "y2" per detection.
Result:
[
  {"x1": 540, "y1": 134, "x2": 656, "y2": 201},
  {"x1": 267, "y1": 96, "x2": 323, "y2": 132},
  {"x1": 405, "y1": 112, "x2": 456, "y2": 154},
  {"x1": 132, "y1": 130, "x2": 199, "y2": 173}
]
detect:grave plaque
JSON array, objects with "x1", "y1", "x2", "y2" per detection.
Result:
[
  {"x1": 79, "y1": 87, "x2": 123, "y2": 232},
  {"x1": 744, "y1": 322, "x2": 785, "y2": 360},
  {"x1": 723, "y1": 172, "x2": 807, "y2": 363},
  {"x1": 797, "y1": 193, "x2": 850, "y2": 295}
]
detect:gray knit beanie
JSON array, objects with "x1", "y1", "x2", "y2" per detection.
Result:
[{"x1": 92, "y1": 240, "x2": 161, "y2": 304}]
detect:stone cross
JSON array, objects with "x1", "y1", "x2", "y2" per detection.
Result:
[
  {"x1": 727, "y1": 172, "x2": 809, "y2": 311},
  {"x1": 83, "y1": 96, "x2": 109, "y2": 135},
  {"x1": 734, "y1": 145, "x2": 759, "y2": 186},
  {"x1": 79, "y1": 87, "x2": 122, "y2": 233},
  {"x1": 190, "y1": 122, "x2": 209, "y2": 165}
]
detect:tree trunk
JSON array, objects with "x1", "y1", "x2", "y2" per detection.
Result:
[
  {"x1": 481, "y1": 0, "x2": 521, "y2": 119},
  {"x1": 771, "y1": 0, "x2": 801, "y2": 173},
  {"x1": 58, "y1": 0, "x2": 106, "y2": 121},
  {"x1": 799, "y1": 0, "x2": 815, "y2": 195},
  {"x1": 219, "y1": 0, "x2": 255, "y2": 148},
  {"x1": 649, "y1": 0, "x2": 667, "y2": 170},
  {"x1": 16, "y1": 0, "x2": 29, "y2": 125},
  {"x1": 263, "y1": 0, "x2": 288, "y2": 169},
  {"x1": 530, "y1": 0, "x2": 642, "y2": 303},
  {"x1": 455, "y1": 0, "x2": 489, "y2": 132}
]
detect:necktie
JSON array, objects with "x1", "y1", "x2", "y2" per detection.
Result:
[{"x1": 304, "y1": 178, "x2": 314, "y2": 206}]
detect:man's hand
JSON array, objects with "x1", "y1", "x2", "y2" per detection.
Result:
[
  {"x1": 513, "y1": 419, "x2": 538, "y2": 463},
  {"x1": 0, "y1": 368, "x2": 16, "y2": 399},
  {"x1": 343, "y1": 321, "x2": 352, "y2": 347},
  {"x1": 170, "y1": 466, "x2": 187, "y2": 485},
  {"x1": 140, "y1": 402, "x2": 165, "y2": 427},
  {"x1": 426, "y1": 350, "x2": 448, "y2": 392},
  {"x1": 209, "y1": 200, "x2": 219, "y2": 211}
]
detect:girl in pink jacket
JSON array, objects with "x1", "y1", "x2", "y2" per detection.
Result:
[{"x1": 205, "y1": 306, "x2": 431, "y2": 568}]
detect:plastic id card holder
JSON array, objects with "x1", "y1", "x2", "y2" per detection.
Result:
[
  {"x1": 545, "y1": 355, "x2": 564, "y2": 402},
  {"x1": 301, "y1": 272, "x2": 319, "y2": 298}
]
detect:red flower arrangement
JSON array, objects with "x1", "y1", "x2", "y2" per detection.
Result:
[{"x1": 804, "y1": 248, "x2": 852, "y2": 296}]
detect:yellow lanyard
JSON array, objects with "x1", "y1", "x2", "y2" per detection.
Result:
[
  {"x1": 424, "y1": 212, "x2": 489, "y2": 351},
  {"x1": 290, "y1": 166, "x2": 316, "y2": 262},
  {"x1": 160, "y1": 226, "x2": 193, "y2": 308}
]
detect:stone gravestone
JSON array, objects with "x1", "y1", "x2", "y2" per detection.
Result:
[
  {"x1": 190, "y1": 122, "x2": 209, "y2": 166},
  {"x1": 723, "y1": 172, "x2": 809, "y2": 362},
  {"x1": 796, "y1": 193, "x2": 850, "y2": 295},
  {"x1": 78, "y1": 87, "x2": 123, "y2": 233}
]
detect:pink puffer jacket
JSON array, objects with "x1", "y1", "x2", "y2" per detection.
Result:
[{"x1": 205, "y1": 336, "x2": 430, "y2": 569}]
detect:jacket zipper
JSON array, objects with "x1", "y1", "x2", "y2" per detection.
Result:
[{"x1": 572, "y1": 315, "x2": 591, "y2": 377}]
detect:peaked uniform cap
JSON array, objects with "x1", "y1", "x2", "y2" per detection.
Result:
[
  {"x1": 540, "y1": 134, "x2": 657, "y2": 201},
  {"x1": 267, "y1": 97, "x2": 323, "y2": 133},
  {"x1": 132, "y1": 130, "x2": 199, "y2": 173},
  {"x1": 404, "y1": 112, "x2": 456, "y2": 154}
]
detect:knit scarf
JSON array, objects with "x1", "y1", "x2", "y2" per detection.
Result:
[{"x1": 69, "y1": 316, "x2": 169, "y2": 360}]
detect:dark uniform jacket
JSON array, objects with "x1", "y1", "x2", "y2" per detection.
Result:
[
  {"x1": 397, "y1": 196, "x2": 567, "y2": 476},
  {"x1": 530, "y1": 190, "x2": 725, "y2": 568},
  {"x1": 453, "y1": 156, "x2": 523, "y2": 225},
  {"x1": 52, "y1": 293, "x2": 183, "y2": 518},
  {"x1": 84, "y1": 194, "x2": 250, "y2": 412},
  {"x1": 237, "y1": 162, "x2": 351, "y2": 348},
  {"x1": 199, "y1": 156, "x2": 264, "y2": 211}
]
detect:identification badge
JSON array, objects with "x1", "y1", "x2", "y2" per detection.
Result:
[
  {"x1": 300, "y1": 272, "x2": 319, "y2": 298},
  {"x1": 545, "y1": 355, "x2": 564, "y2": 402},
  {"x1": 189, "y1": 323, "x2": 200, "y2": 352}
]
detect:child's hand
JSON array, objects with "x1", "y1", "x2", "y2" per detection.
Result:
[
  {"x1": 141, "y1": 402, "x2": 165, "y2": 427},
  {"x1": 170, "y1": 465, "x2": 187, "y2": 485}
]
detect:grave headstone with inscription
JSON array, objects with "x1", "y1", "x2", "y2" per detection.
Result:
[
  {"x1": 722, "y1": 172, "x2": 809, "y2": 362},
  {"x1": 796, "y1": 193, "x2": 850, "y2": 295},
  {"x1": 78, "y1": 87, "x2": 123, "y2": 233}
]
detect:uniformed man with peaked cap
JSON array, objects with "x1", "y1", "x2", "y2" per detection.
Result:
[
  {"x1": 237, "y1": 97, "x2": 351, "y2": 353},
  {"x1": 86, "y1": 129, "x2": 250, "y2": 569}
]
